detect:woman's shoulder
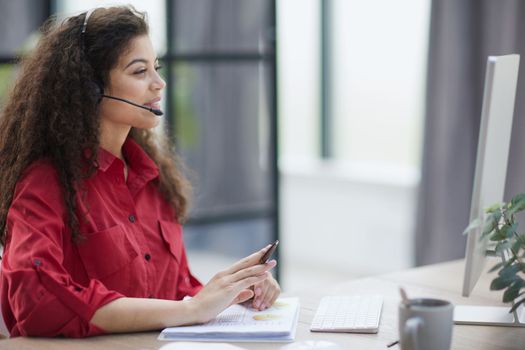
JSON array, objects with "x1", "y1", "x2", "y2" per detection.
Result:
[
  {"x1": 10, "y1": 158, "x2": 66, "y2": 219},
  {"x1": 20, "y1": 158, "x2": 59, "y2": 182},
  {"x1": 16, "y1": 158, "x2": 61, "y2": 193}
]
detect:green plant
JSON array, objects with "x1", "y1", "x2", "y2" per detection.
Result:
[{"x1": 464, "y1": 193, "x2": 525, "y2": 312}]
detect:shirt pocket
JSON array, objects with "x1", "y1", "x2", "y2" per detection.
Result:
[
  {"x1": 76, "y1": 224, "x2": 139, "y2": 282},
  {"x1": 158, "y1": 220, "x2": 183, "y2": 263}
]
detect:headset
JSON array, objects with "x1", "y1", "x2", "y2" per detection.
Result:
[{"x1": 81, "y1": 9, "x2": 163, "y2": 116}]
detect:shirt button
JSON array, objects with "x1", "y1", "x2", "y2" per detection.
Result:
[
  {"x1": 144, "y1": 253, "x2": 151, "y2": 261},
  {"x1": 128, "y1": 214, "x2": 136, "y2": 223}
]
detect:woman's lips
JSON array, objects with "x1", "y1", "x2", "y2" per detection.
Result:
[
  {"x1": 144, "y1": 98, "x2": 161, "y2": 110},
  {"x1": 144, "y1": 102, "x2": 161, "y2": 110}
]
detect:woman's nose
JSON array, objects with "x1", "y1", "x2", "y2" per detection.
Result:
[{"x1": 152, "y1": 71, "x2": 166, "y2": 90}]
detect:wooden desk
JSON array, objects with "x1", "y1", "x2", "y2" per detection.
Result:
[{"x1": 1, "y1": 259, "x2": 523, "y2": 350}]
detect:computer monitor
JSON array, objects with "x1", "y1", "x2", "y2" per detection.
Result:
[{"x1": 454, "y1": 54, "x2": 524, "y2": 327}]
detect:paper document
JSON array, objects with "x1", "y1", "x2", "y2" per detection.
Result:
[
  {"x1": 158, "y1": 297, "x2": 300, "y2": 342},
  {"x1": 159, "y1": 342, "x2": 247, "y2": 350}
]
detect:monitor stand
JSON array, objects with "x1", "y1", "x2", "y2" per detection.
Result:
[{"x1": 454, "y1": 303, "x2": 525, "y2": 327}]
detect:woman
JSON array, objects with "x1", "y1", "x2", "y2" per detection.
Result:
[{"x1": 0, "y1": 6, "x2": 280, "y2": 338}]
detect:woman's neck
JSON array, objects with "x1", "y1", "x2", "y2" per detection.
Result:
[{"x1": 98, "y1": 121, "x2": 131, "y2": 161}]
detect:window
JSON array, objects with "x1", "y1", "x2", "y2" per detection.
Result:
[
  {"x1": 279, "y1": 0, "x2": 431, "y2": 174},
  {"x1": 168, "y1": 1, "x2": 278, "y2": 273},
  {"x1": 331, "y1": 0, "x2": 430, "y2": 170},
  {"x1": 277, "y1": 0, "x2": 431, "y2": 278}
]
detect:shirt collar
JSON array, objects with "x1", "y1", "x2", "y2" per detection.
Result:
[{"x1": 97, "y1": 137, "x2": 159, "y2": 182}]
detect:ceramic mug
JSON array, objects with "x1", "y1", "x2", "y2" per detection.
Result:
[{"x1": 399, "y1": 298, "x2": 454, "y2": 350}]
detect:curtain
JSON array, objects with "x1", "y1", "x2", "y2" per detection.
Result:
[{"x1": 415, "y1": 0, "x2": 525, "y2": 265}]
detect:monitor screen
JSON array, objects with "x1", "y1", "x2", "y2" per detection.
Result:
[
  {"x1": 462, "y1": 54, "x2": 519, "y2": 297},
  {"x1": 455, "y1": 54, "x2": 523, "y2": 327}
]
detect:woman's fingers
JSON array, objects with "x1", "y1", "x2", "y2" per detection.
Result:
[
  {"x1": 219, "y1": 271, "x2": 271, "y2": 298},
  {"x1": 253, "y1": 282, "x2": 268, "y2": 309},
  {"x1": 221, "y1": 244, "x2": 273, "y2": 275},
  {"x1": 267, "y1": 285, "x2": 280, "y2": 308},
  {"x1": 228, "y1": 260, "x2": 276, "y2": 284},
  {"x1": 236, "y1": 272, "x2": 271, "y2": 292},
  {"x1": 253, "y1": 276, "x2": 281, "y2": 310},
  {"x1": 231, "y1": 289, "x2": 254, "y2": 306}
]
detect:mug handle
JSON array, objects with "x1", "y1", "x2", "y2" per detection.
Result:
[{"x1": 402, "y1": 317, "x2": 424, "y2": 350}]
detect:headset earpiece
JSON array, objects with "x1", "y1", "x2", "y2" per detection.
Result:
[
  {"x1": 86, "y1": 80, "x2": 103, "y2": 103},
  {"x1": 94, "y1": 82, "x2": 102, "y2": 96}
]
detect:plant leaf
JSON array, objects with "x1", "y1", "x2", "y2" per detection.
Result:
[
  {"x1": 463, "y1": 218, "x2": 481, "y2": 235},
  {"x1": 511, "y1": 240, "x2": 522, "y2": 255},
  {"x1": 485, "y1": 202, "x2": 502, "y2": 213},
  {"x1": 498, "y1": 263, "x2": 525, "y2": 278},
  {"x1": 494, "y1": 240, "x2": 512, "y2": 254},
  {"x1": 482, "y1": 212, "x2": 501, "y2": 237},
  {"x1": 490, "y1": 229, "x2": 508, "y2": 242},
  {"x1": 488, "y1": 261, "x2": 507, "y2": 273},
  {"x1": 491, "y1": 275, "x2": 518, "y2": 290},
  {"x1": 503, "y1": 287, "x2": 519, "y2": 303},
  {"x1": 517, "y1": 234, "x2": 525, "y2": 246},
  {"x1": 510, "y1": 298, "x2": 525, "y2": 313},
  {"x1": 508, "y1": 193, "x2": 525, "y2": 216},
  {"x1": 503, "y1": 279, "x2": 525, "y2": 303},
  {"x1": 501, "y1": 223, "x2": 518, "y2": 239},
  {"x1": 510, "y1": 193, "x2": 525, "y2": 205}
]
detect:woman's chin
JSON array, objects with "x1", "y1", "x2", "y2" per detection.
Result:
[{"x1": 135, "y1": 114, "x2": 161, "y2": 129}]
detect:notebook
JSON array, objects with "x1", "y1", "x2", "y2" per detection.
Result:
[{"x1": 158, "y1": 297, "x2": 300, "y2": 342}]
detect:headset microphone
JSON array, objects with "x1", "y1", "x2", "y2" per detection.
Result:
[{"x1": 101, "y1": 94, "x2": 164, "y2": 116}]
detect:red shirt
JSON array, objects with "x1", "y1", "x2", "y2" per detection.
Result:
[{"x1": 0, "y1": 138, "x2": 202, "y2": 337}]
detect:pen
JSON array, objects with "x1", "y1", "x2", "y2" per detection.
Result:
[
  {"x1": 260, "y1": 240, "x2": 279, "y2": 264},
  {"x1": 387, "y1": 340, "x2": 399, "y2": 348}
]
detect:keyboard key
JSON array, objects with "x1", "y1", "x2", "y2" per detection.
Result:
[{"x1": 310, "y1": 295, "x2": 383, "y2": 333}]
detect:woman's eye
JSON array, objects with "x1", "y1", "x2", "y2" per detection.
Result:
[
  {"x1": 134, "y1": 69, "x2": 147, "y2": 75},
  {"x1": 155, "y1": 65, "x2": 162, "y2": 71}
]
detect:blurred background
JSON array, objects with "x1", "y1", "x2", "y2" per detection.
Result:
[{"x1": 1, "y1": 0, "x2": 525, "y2": 294}]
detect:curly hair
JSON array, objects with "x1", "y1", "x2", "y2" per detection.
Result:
[{"x1": 0, "y1": 6, "x2": 191, "y2": 245}]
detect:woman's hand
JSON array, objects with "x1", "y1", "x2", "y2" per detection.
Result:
[
  {"x1": 189, "y1": 245, "x2": 277, "y2": 323},
  {"x1": 251, "y1": 274, "x2": 281, "y2": 311}
]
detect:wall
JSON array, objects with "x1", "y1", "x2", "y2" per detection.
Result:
[{"x1": 280, "y1": 160, "x2": 418, "y2": 280}]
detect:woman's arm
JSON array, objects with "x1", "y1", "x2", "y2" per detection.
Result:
[
  {"x1": 90, "y1": 297, "x2": 197, "y2": 332},
  {"x1": 91, "y1": 245, "x2": 276, "y2": 332}
]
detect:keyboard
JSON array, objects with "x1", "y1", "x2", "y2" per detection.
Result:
[{"x1": 310, "y1": 295, "x2": 383, "y2": 333}]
